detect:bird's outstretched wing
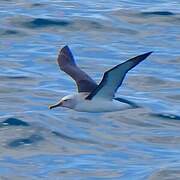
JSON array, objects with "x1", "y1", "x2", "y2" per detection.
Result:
[
  {"x1": 86, "y1": 52, "x2": 152, "y2": 100},
  {"x1": 57, "y1": 46, "x2": 97, "y2": 92}
]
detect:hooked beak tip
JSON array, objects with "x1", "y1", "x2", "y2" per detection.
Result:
[
  {"x1": 49, "y1": 102, "x2": 62, "y2": 110},
  {"x1": 48, "y1": 105, "x2": 53, "y2": 110}
]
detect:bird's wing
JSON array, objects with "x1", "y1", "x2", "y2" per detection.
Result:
[
  {"x1": 86, "y1": 52, "x2": 152, "y2": 100},
  {"x1": 57, "y1": 46, "x2": 98, "y2": 92}
]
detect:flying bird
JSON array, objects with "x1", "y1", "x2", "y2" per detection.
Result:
[{"x1": 49, "y1": 46, "x2": 152, "y2": 112}]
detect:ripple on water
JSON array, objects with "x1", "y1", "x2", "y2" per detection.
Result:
[
  {"x1": 149, "y1": 166, "x2": 180, "y2": 180},
  {"x1": 150, "y1": 113, "x2": 180, "y2": 121},
  {"x1": 0, "y1": 28, "x2": 26, "y2": 37},
  {"x1": 7, "y1": 16, "x2": 138, "y2": 34},
  {"x1": 7, "y1": 134, "x2": 44, "y2": 148},
  {"x1": 166, "y1": 94, "x2": 180, "y2": 103},
  {"x1": 18, "y1": 17, "x2": 104, "y2": 30},
  {"x1": 0, "y1": 29, "x2": 19, "y2": 35},
  {"x1": 0, "y1": 118, "x2": 45, "y2": 149},
  {"x1": 52, "y1": 131, "x2": 97, "y2": 145},
  {"x1": 0, "y1": 75, "x2": 34, "y2": 81},
  {"x1": 141, "y1": 11, "x2": 175, "y2": 16},
  {"x1": 0, "y1": 118, "x2": 30, "y2": 127},
  {"x1": 23, "y1": 18, "x2": 70, "y2": 28},
  {"x1": 30, "y1": 3, "x2": 46, "y2": 7}
]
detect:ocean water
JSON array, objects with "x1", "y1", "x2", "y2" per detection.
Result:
[{"x1": 0, "y1": 1, "x2": 180, "y2": 179}]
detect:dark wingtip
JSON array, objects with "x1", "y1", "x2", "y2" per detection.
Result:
[
  {"x1": 145, "y1": 51, "x2": 153, "y2": 56},
  {"x1": 60, "y1": 45, "x2": 70, "y2": 53},
  {"x1": 132, "y1": 51, "x2": 153, "y2": 63},
  {"x1": 58, "y1": 45, "x2": 76, "y2": 67},
  {"x1": 141, "y1": 51, "x2": 153, "y2": 58}
]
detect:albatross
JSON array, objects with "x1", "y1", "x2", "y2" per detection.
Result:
[{"x1": 49, "y1": 46, "x2": 152, "y2": 112}]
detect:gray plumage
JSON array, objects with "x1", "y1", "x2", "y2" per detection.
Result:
[{"x1": 57, "y1": 46, "x2": 97, "y2": 92}]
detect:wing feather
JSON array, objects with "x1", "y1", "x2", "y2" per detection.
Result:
[
  {"x1": 57, "y1": 46, "x2": 97, "y2": 92},
  {"x1": 86, "y1": 52, "x2": 152, "y2": 100}
]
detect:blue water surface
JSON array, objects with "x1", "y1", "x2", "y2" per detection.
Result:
[{"x1": 0, "y1": 1, "x2": 180, "y2": 179}]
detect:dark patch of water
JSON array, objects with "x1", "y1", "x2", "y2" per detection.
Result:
[
  {"x1": 142, "y1": 11, "x2": 175, "y2": 16},
  {"x1": 0, "y1": 118, "x2": 30, "y2": 127},
  {"x1": 0, "y1": 29, "x2": 20, "y2": 35},
  {"x1": 150, "y1": 113, "x2": 180, "y2": 121},
  {"x1": 22, "y1": 18, "x2": 70, "y2": 28},
  {"x1": 7, "y1": 134, "x2": 44, "y2": 148},
  {"x1": 31, "y1": 3, "x2": 45, "y2": 7}
]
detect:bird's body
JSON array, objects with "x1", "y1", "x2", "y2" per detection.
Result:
[
  {"x1": 49, "y1": 46, "x2": 152, "y2": 113},
  {"x1": 65, "y1": 93, "x2": 130, "y2": 112}
]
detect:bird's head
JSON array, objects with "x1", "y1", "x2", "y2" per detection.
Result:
[{"x1": 49, "y1": 94, "x2": 77, "y2": 110}]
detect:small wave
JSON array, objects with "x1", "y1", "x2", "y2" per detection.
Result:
[
  {"x1": 31, "y1": 3, "x2": 45, "y2": 7},
  {"x1": 149, "y1": 166, "x2": 180, "y2": 179},
  {"x1": 8, "y1": 16, "x2": 137, "y2": 34},
  {"x1": 7, "y1": 134, "x2": 44, "y2": 148},
  {"x1": 21, "y1": 17, "x2": 103, "y2": 30},
  {"x1": 0, "y1": 29, "x2": 24, "y2": 36},
  {"x1": 141, "y1": 11, "x2": 175, "y2": 16},
  {"x1": 22, "y1": 18, "x2": 70, "y2": 28},
  {"x1": 150, "y1": 113, "x2": 180, "y2": 120},
  {"x1": 0, "y1": 75, "x2": 34, "y2": 81},
  {"x1": 52, "y1": 131, "x2": 97, "y2": 144},
  {"x1": 0, "y1": 118, "x2": 30, "y2": 127}
]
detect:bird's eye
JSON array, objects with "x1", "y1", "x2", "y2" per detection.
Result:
[{"x1": 64, "y1": 99, "x2": 68, "y2": 102}]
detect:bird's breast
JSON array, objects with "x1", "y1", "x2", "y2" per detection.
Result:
[{"x1": 74, "y1": 99, "x2": 130, "y2": 112}]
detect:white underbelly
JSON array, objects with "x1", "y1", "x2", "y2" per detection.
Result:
[{"x1": 74, "y1": 99, "x2": 130, "y2": 112}]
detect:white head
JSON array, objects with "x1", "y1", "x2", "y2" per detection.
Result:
[{"x1": 49, "y1": 94, "x2": 77, "y2": 110}]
